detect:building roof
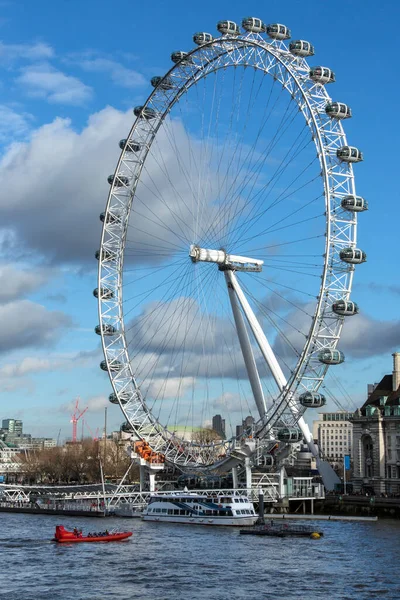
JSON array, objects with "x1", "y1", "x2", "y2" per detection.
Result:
[{"x1": 362, "y1": 374, "x2": 400, "y2": 409}]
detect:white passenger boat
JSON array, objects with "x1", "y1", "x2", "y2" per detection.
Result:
[{"x1": 142, "y1": 491, "x2": 257, "y2": 526}]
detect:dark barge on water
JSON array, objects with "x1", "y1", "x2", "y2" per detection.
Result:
[
  {"x1": 241, "y1": 492, "x2": 323, "y2": 538},
  {"x1": 240, "y1": 522, "x2": 323, "y2": 538}
]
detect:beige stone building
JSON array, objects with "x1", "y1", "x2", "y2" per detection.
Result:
[
  {"x1": 312, "y1": 410, "x2": 353, "y2": 467},
  {"x1": 351, "y1": 353, "x2": 400, "y2": 495}
]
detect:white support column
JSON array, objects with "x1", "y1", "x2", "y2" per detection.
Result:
[
  {"x1": 149, "y1": 471, "x2": 156, "y2": 492},
  {"x1": 245, "y1": 457, "x2": 252, "y2": 492},
  {"x1": 225, "y1": 271, "x2": 267, "y2": 420},
  {"x1": 232, "y1": 466, "x2": 239, "y2": 489},
  {"x1": 227, "y1": 270, "x2": 320, "y2": 458}
]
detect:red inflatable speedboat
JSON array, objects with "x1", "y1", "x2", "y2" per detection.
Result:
[{"x1": 53, "y1": 525, "x2": 132, "y2": 543}]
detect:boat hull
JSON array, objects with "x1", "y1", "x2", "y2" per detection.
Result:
[
  {"x1": 53, "y1": 526, "x2": 132, "y2": 543},
  {"x1": 142, "y1": 515, "x2": 257, "y2": 526},
  {"x1": 54, "y1": 533, "x2": 132, "y2": 543}
]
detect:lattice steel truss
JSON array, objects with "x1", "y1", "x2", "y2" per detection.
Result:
[{"x1": 97, "y1": 25, "x2": 363, "y2": 468}]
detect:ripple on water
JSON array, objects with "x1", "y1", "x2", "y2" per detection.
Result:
[{"x1": 1, "y1": 514, "x2": 400, "y2": 599}]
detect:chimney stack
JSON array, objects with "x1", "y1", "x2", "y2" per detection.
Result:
[{"x1": 393, "y1": 353, "x2": 400, "y2": 391}]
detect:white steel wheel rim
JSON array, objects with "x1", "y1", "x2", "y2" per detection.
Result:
[{"x1": 97, "y1": 29, "x2": 359, "y2": 469}]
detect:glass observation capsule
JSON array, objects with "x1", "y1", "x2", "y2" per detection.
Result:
[
  {"x1": 107, "y1": 174, "x2": 130, "y2": 187},
  {"x1": 121, "y1": 421, "x2": 134, "y2": 433},
  {"x1": 95, "y1": 249, "x2": 116, "y2": 262},
  {"x1": 100, "y1": 211, "x2": 121, "y2": 224},
  {"x1": 341, "y1": 195, "x2": 368, "y2": 212},
  {"x1": 193, "y1": 32, "x2": 213, "y2": 45},
  {"x1": 309, "y1": 67, "x2": 335, "y2": 84},
  {"x1": 289, "y1": 40, "x2": 314, "y2": 57},
  {"x1": 150, "y1": 76, "x2": 174, "y2": 90},
  {"x1": 217, "y1": 20, "x2": 240, "y2": 35},
  {"x1": 171, "y1": 51, "x2": 193, "y2": 64},
  {"x1": 332, "y1": 300, "x2": 359, "y2": 316},
  {"x1": 119, "y1": 139, "x2": 141, "y2": 152},
  {"x1": 95, "y1": 324, "x2": 116, "y2": 336},
  {"x1": 336, "y1": 146, "x2": 363, "y2": 163},
  {"x1": 299, "y1": 392, "x2": 326, "y2": 408},
  {"x1": 100, "y1": 360, "x2": 123, "y2": 372},
  {"x1": 277, "y1": 428, "x2": 303, "y2": 443},
  {"x1": 339, "y1": 247, "x2": 367, "y2": 264},
  {"x1": 133, "y1": 106, "x2": 157, "y2": 120},
  {"x1": 325, "y1": 102, "x2": 352, "y2": 120},
  {"x1": 266, "y1": 23, "x2": 291, "y2": 40},
  {"x1": 318, "y1": 349, "x2": 345, "y2": 365},
  {"x1": 242, "y1": 17, "x2": 265, "y2": 33},
  {"x1": 109, "y1": 392, "x2": 130, "y2": 405},
  {"x1": 93, "y1": 287, "x2": 114, "y2": 299}
]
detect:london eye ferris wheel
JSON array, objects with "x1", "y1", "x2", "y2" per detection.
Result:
[{"x1": 95, "y1": 17, "x2": 367, "y2": 480}]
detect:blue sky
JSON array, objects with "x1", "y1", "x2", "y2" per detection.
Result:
[{"x1": 0, "y1": 0, "x2": 399, "y2": 441}]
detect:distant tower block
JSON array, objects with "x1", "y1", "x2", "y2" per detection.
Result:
[{"x1": 392, "y1": 352, "x2": 400, "y2": 391}]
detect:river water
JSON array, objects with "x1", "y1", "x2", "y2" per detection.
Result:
[{"x1": 0, "y1": 512, "x2": 399, "y2": 600}]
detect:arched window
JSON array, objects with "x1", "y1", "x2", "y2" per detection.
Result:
[{"x1": 362, "y1": 435, "x2": 374, "y2": 477}]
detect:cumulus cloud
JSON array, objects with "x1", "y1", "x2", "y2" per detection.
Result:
[
  {"x1": 340, "y1": 314, "x2": 400, "y2": 358},
  {"x1": 0, "y1": 108, "x2": 228, "y2": 266},
  {"x1": 0, "y1": 41, "x2": 54, "y2": 64},
  {"x1": 0, "y1": 264, "x2": 51, "y2": 302},
  {"x1": 0, "y1": 106, "x2": 131, "y2": 263},
  {"x1": 0, "y1": 300, "x2": 71, "y2": 353},
  {"x1": 79, "y1": 57, "x2": 146, "y2": 88},
  {"x1": 16, "y1": 63, "x2": 92, "y2": 105},
  {"x1": 0, "y1": 105, "x2": 33, "y2": 142}
]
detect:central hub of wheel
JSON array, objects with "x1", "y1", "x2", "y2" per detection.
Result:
[{"x1": 189, "y1": 245, "x2": 263, "y2": 272}]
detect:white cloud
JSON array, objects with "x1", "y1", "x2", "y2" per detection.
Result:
[
  {"x1": 0, "y1": 106, "x2": 131, "y2": 263},
  {"x1": 0, "y1": 264, "x2": 51, "y2": 302},
  {"x1": 0, "y1": 41, "x2": 54, "y2": 64},
  {"x1": 0, "y1": 300, "x2": 71, "y2": 353},
  {"x1": 0, "y1": 105, "x2": 33, "y2": 142},
  {"x1": 148, "y1": 376, "x2": 195, "y2": 400},
  {"x1": 16, "y1": 63, "x2": 92, "y2": 105},
  {"x1": 79, "y1": 58, "x2": 146, "y2": 88}
]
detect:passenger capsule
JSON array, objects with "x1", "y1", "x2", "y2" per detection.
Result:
[
  {"x1": 193, "y1": 32, "x2": 213, "y2": 45},
  {"x1": 299, "y1": 392, "x2": 326, "y2": 408},
  {"x1": 119, "y1": 139, "x2": 141, "y2": 152},
  {"x1": 336, "y1": 146, "x2": 363, "y2": 163},
  {"x1": 121, "y1": 421, "x2": 134, "y2": 433},
  {"x1": 242, "y1": 17, "x2": 265, "y2": 33},
  {"x1": 93, "y1": 287, "x2": 114, "y2": 300},
  {"x1": 309, "y1": 67, "x2": 335, "y2": 84},
  {"x1": 109, "y1": 392, "x2": 130, "y2": 405},
  {"x1": 100, "y1": 359, "x2": 123, "y2": 372},
  {"x1": 100, "y1": 211, "x2": 121, "y2": 224},
  {"x1": 95, "y1": 324, "x2": 116, "y2": 336},
  {"x1": 266, "y1": 23, "x2": 291, "y2": 40},
  {"x1": 339, "y1": 247, "x2": 367, "y2": 264},
  {"x1": 171, "y1": 51, "x2": 193, "y2": 64},
  {"x1": 289, "y1": 40, "x2": 315, "y2": 57},
  {"x1": 107, "y1": 174, "x2": 130, "y2": 187},
  {"x1": 318, "y1": 349, "x2": 345, "y2": 365},
  {"x1": 217, "y1": 20, "x2": 240, "y2": 36},
  {"x1": 95, "y1": 249, "x2": 116, "y2": 262},
  {"x1": 325, "y1": 102, "x2": 352, "y2": 120},
  {"x1": 277, "y1": 428, "x2": 303, "y2": 443},
  {"x1": 341, "y1": 195, "x2": 368, "y2": 212},
  {"x1": 150, "y1": 76, "x2": 174, "y2": 90},
  {"x1": 332, "y1": 300, "x2": 359, "y2": 316},
  {"x1": 133, "y1": 106, "x2": 157, "y2": 120}
]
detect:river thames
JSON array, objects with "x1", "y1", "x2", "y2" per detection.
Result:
[{"x1": 0, "y1": 512, "x2": 399, "y2": 599}]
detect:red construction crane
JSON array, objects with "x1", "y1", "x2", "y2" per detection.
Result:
[
  {"x1": 84, "y1": 420, "x2": 100, "y2": 441},
  {"x1": 70, "y1": 398, "x2": 88, "y2": 443}
]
